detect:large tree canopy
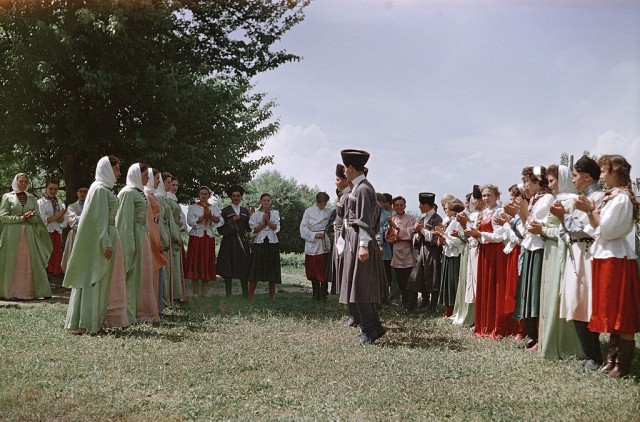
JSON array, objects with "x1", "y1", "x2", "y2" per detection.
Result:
[{"x1": 0, "y1": 0, "x2": 309, "y2": 202}]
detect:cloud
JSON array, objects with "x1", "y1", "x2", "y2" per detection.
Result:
[{"x1": 592, "y1": 130, "x2": 640, "y2": 180}]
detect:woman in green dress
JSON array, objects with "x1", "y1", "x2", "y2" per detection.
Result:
[
  {"x1": 63, "y1": 156, "x2": 129, "y2": 333},
  {"x1": 0, "y1": 173, "x2": 52, "y2": 300},
  {"x1": 538, "y1": 165, "x2": 582, "y2": 359}
]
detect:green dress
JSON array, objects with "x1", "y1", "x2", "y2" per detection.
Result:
[
  {"x1": 538, "y1": 199, "x2": 583, "y2": 359},
  {"x1": 63, "y1": 185, "x2": 118, "y2": 333},
  {"x1": 0, "y1": 192, "x2": 52, "y2": 299},
  {"x1": 165, "y1": 197, "x2": 184, "y2": 302},
  {"x1": 116, "y1": 187, "x2": 148, "y2": 325}
]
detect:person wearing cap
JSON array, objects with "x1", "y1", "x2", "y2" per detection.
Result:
[
  {"x1": 216, "y1": 185, "x2": 253, "y2": 298},
  {"x1": 550, "y1": 156, "x2": 605, "y2": 370},
  {"x1": 406, "y1": 192, "x2": 443, "y2": 314},
  {"x1": 339, "y1": 149, "x2": 387, "y2": 344},
  {"x1": 300, "y1": 191, "x2": 333, "y2": 301}
]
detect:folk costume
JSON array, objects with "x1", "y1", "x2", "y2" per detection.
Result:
[
  {"x1": 144, "y1": 171, "x2": 169, "y2": 313},
  {"x1": 538, "y1": 166, "x2": 582, "y2": 359},
  {"x1": 0, "y1": 174, "x2": 53, "y2": 300},
  {"x1": 438, "y1": 216, "x2": 464, "y2": 317},
  {"x1": 165, "y1": 190, "x2": 186, "y2": 303},
  {"x1": 116, "y1": 164, "x2": 158, "y2": 324},
  {"x1": 247, "y1": 200, "x2": 282, "y2": 300},
  {"x1": 300, "y1": 192, "x2": 333, "y2": 301},
  {"x1": 559, "y1": 160, "x2": 606, "y2": 368},
  {"x1": 339, "y1": 149, "x2": 387, "y2": 344},
  {"x1": 154, "y1": 176, "x2": 174, "y2": 308},
  {"x1": 186, "y1": 194, "x2": 223, "y2": 296},
  {"x1": 589, "y1": 185, "x2": 640, "y2": 377},
  {"x1": 64, "y1": 157, "x2": 129, "y2": 333},
  {"x1": 38, "y1": 188, "x2": 68, "y2": 275},
  {"x1": 407, "y1": 193, "x2": 443, "y2": 313},
  {"x1": 331, "y1": 165, "x2": 350, "y2": 296},
  {"x1": 514, "y1": 184, "x2": 554, "y2": 347},
  {"x1": 61, "y1": 198, "x2": 84, "y2": 272},
  {"x1": 216, "y1": 186, "x2": 251, "y2": 298},
  {"x1": 386, "y1": 210, "x2": 416, "y2": 308}
]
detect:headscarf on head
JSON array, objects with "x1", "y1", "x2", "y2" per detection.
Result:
[
  {"x1": 126, "y1": 163, "x2": 145, "y2": 191},
  {"x1": 154, "y1": 173, "x2": 167, "y2": 198},
  {"x1": 11, "y1": 173, "x2": 29, "y2": 193},
  {"x1": 556, "y1": 165, "x2": 578, "y2": 200},
  {"x1": 93, "y1": 157, "x2": 117, "y2": 189},
  {"x1": 144, "y1": 168, "x2": 156, "y2": 194}
]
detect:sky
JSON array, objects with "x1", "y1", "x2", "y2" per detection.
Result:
[{"x1": 250, "y1": 0, "x2": 640, "y2": 212}]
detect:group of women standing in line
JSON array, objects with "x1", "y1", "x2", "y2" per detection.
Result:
[{"x1": 438, "y1": 154, "x2": 639, "y2": 378}]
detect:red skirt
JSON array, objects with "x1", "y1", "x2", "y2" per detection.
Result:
[
  {"x1": 305, "y1": 253, "x2": 328, "y2": 282},
  {"x1": 185, "y1": 235, "x2": 217, "y2": 281},
  {"x1": 589, "y1": 258, "x2": 640, "y2": 334},
  {"x1": 47, "y1": 231, "x2": 63, "y2": 275}
]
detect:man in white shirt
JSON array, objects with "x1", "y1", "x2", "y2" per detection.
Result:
[{"x1": 300, "y1": 192, "x2": 333, "y2": 301}]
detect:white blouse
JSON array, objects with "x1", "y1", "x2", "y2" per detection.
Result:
[
  {"x1": 300, "y1": 204, "x2": 332, "y2": 255},
  {"x1": 520, "y1": 193, "x2": 554, "y2": 251},
  {"x1": 250, "y1": 208, "x2": 280, "y2": 244},
  {"x1": 591, "y1": 188, "x2": 637, "y2": 259},
  {"x1": 187, "y1": 203, "x2": 223, "y2": 238},
  {"x1": 442, "y1": 219, "x2": 464, "y2": 257},
  {"x1": 37, "y1": 197, "x2": 68, "y2": 233}
]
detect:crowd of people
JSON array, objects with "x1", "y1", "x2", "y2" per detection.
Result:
[{"x1": 1, "y1": 151, "x2": 639, "y2": 378}]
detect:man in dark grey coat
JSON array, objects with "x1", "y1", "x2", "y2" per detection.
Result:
[{"x1": 339, "y1": 149, "x2": 387, "y2": 344}]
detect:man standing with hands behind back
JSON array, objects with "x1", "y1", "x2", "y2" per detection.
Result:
[{"x1": 339, "y1": 149, "x2": 387, "y2": 345}]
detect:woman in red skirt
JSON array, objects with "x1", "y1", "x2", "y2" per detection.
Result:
[
  {"x1": 576, "y1": 154, "x2": 640, "y2": 378},
  {"x1": 186, "y1": 186, "x2": 222, "y2": 297},
  {"x1": 466, "y1": 184, "x2": 513, "y2": 339}
]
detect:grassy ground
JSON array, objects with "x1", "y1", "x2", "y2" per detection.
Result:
[{"x1": 1, "y1": 267, "x2": 639, "y2": 421}]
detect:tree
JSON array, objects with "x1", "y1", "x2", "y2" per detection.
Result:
[
  {"x1": 216, "y1": 170, "x2": 320, "y2": 253},
  {"x1": 0, "y1": 0, "x2": 309, "y2": 202}
]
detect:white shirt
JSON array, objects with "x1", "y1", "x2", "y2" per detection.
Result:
[
  {"x1": 250, "y1": 208, "x2": 281, "y2": 244},
  {"x1": 187, "y1": 203, "x2": 223, "y2": 238},
  {"x1": 478, "y1": 206, "x2": 506, "y2": 245},
  {"x1": 442, "y1": 219, "x2": 464, "y2": 257},
  {"x1": 38, "y1": 197, "x2": 68, "y2": 233},
  {"x1": 591, "y1": 188, "x2": 637, "y2": 259},
  {"x1": 520, "y1": 193, "x2": 554, "y2": 251},
  {"x1": 300, "y1": 204, "x2": 333, "y2": 255}
]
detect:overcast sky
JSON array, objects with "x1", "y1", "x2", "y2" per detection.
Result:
[{"x1": 250, "y1": 0, "x2": 640, "y2": 212}]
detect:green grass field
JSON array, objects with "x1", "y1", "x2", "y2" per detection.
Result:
[{"x1": 1, "y1": 267, "x2": 639, "y2": 421}]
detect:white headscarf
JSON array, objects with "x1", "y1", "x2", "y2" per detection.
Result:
[
  {"x1": 94, "y1": 156, "x2": 117, "y2": 189},
  {"x1": 154, "y1": 173, "x2": 167, "y2": 198},
  {"x1": 126, "y1": 163, "x2": 145, "y2": 191},
  {"x1": 11, "y1": 173, "x2": 29, "y2": 193},
  {"x1": 143, "y1": 168, "x2": 156, "y2": 194},
  {"x1": 556, "y1": 165, "x2": 578, "y2": 200}
]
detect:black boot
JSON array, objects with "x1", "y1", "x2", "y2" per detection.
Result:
[
  {"x1": 320, "y1": 281, "x2": 328, "y2": 301},
  {"x1": 574, "y1": 320, "x2": 602, "y2": 368},
  {"x1": 240, "y1": 279, "x2": 248, "y2": 299},
  {"x1": 601, "y1": 334, "x2": 620, "y2": 373},
  {"x1": 311, "y1": 280, "x2": 319, "y2": 300},
  {"x1": 224, "y1": 278, "x2": 233, "y2": 297}
]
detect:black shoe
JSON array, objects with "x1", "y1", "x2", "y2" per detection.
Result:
[
  {"x1": 346, "y1": 316, "x2": 360, "y2": 327},
  {"x1": 374, "y1": 327, "x2": 387, "y2": 341}
]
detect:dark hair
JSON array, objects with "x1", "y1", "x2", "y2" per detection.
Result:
[
  {"x1": 198, "y1": 186, "x2": 212, "y2": 194},
  {"x1": 162, "y1": 171, "x2": 172, "y2": 181},
  {"x1": 546, "y1": 164, "x2": 559, "y2": 180},
  {"x1": 392, "y1": 196, "x2": 406, "y2": 205},
  {"x1": 152, "y1": 168, "x2": 161, "y2": 176},
  {"x1": 108, "y1": 155, "x2": 121, "y2": 166},
  {"x1": 260, "y1": 193, "x2": 272, "y2": 201},
  {"x1": 508, "y1": 184, "x2": 523, "y2": 199},
  {"x1": 75, "y1": 181, "x2": 91, "y2": 191},
  {"x1": 383, "y1": 193, "x2": 392, "y2": 204},
  {"x1": 465, "y1": 192, "x2": 472, "y2": 202},
  {"x1": 598, "y1": 154, "x2": 639, "y2": 222},
  {"x1": 522, "y1": 166, "x2": 549, "y2": 189},
  {"x1": 45, "y1": 179, "x2": 60, "y2": 187},
  {"x1": 139, "y1": 163, "x2": 149, "y2": 174}
]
